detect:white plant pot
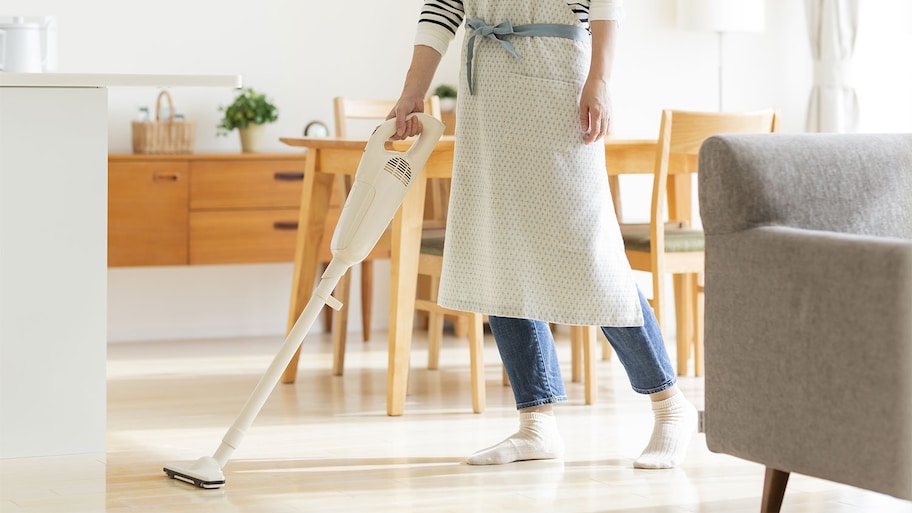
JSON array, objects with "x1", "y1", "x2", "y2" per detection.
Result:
[
  {"x1": 440, "y1": 98, "x2": 456, "y2": 112},
  {"x1": 238, "y1": 123, "x2": 265, "y2": 153}
]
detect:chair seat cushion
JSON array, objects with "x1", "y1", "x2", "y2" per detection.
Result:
[
  {"x1": 420, "y1": 236, "x2": 446, "y2": 256},
  {"x1": 621, "y1": 226, "x2": 705, "y2": 253}
]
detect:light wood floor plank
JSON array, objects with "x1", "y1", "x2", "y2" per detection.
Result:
[{"x1": 2, "y1": 330, "x2": 910, "y2": 512}]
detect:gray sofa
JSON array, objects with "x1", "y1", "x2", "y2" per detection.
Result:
[{"x1": 698, "y1": 133, "x2": 912, "y2": 512}]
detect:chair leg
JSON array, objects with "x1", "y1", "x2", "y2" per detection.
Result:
[
  {"x1": 322, "y1": 263, "x2": 333, "y2": 333},
  {"x1": 427, "y1": 310, "x2": 444, "y2": 370},
  {"x1": 468, "y1": 312, "x2": 486, "y2": 413},
  {"x1": 693, "y1": 273, "x2": 704, "y2": 376},
  {"x1": 570, "y1": 326, "x2": 583, "y2": 383},
  {"x1": 425, "y1": 276, "x2": 443, "y2": 369},
  {"x1": 569, "y1": 326, "x2": 599, "y2": 404},
  {"x1": 331, "y1": 269, "x2": 352, "y2": 376},
  {"x1": 673, "y1": 273, "x2": 694, "y2": 377},
  {"x1": 453, "y1": 315, "x2": 468, "y2": 338},
  {"x1": 361, "y1": 261, "x2": 372, "y2": 342},
  {"x1": 601, "y1": 330, "x2": 613, "y2": 360},
  {"x1": 652, "y1": 272, "x2": 673, "y2": 365},
  {"x1": 323, "y1": 308, "x2": 333, "y2": 332},
  {"x1": 415, "y1": 275, "x2": 431, "y2": 329},
  {"x1": 582, "y1": 326, "x2": 598, "y2": 405},
  {"x1": 761, "y1": 467, "x2": 790, "y2": 513}
]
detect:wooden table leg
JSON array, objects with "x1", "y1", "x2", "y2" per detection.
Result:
[
  {"x1": 386, "y1": 173, "x2": 428, "y2": 416},
  {"x1": 281, "y1": 156, "x2": 336, "y2": 384}
]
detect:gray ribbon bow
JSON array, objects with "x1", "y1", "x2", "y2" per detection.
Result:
[
  {"x1": 465, "y1": 18, "x2": 523, "y2": 95},
  {"x1": 464, "y1": 17, "x2": 589, "y2": 95}
]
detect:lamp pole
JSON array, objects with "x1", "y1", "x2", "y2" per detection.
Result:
[
  {"x1": 717, "y1": 31, "x2": 724, "y2": 111},
  {"x1": 676, "y1": 0, "x2": 766, "y2": 112}
]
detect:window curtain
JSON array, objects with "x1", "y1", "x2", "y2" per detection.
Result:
[{"x1": 805, "y1": 0, "x2": 860, "y2": 132}]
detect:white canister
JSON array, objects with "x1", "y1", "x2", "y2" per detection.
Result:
[{"x1": 0, "y1": 16, "x2": 56, "y2": 72}]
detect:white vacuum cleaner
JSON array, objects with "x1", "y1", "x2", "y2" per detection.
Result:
[{"x1": 163, "y1": 113, "x2": 445, "y2": 489}]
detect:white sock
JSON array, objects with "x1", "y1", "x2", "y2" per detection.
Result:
[
  {"x1": 466, "y1": 411, "x2": 565, "y2": 465},
  {"x1": 633, "y1": 392, "x2": 697, "y2": 469}
]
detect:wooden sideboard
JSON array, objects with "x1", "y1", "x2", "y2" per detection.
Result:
[{"x1": 108, "y1": 153, "x2": 312, "y2": 267}]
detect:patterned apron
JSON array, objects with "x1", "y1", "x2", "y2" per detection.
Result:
[{"x1": 437, "y1": 0, "x2": 643, "y2": 327}]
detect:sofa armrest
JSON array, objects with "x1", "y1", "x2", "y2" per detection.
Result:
[
  {"x1": 705, "y1": 225, "x2": 912, "y2": 499},
  {"x1": 698, "y1": 133, "x2": 912, "y2": 239}
]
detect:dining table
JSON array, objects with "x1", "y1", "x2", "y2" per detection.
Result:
[{"x1": 278, "y1": 134, "x2": 692, "y2": 416}]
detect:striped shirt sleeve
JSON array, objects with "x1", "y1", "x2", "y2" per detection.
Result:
[{"x1": 415, "y1": 0, "x2": 465, "y2": 56}]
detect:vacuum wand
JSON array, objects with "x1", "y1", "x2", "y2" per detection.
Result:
[
  {"x1": 164, "y1": 113, "x2": 445, "y2": 489},
  {"x1": 211, "y1": 266, "x2": 345, "y2": 467}
]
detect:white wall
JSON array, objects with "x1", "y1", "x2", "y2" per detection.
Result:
[{"x1": 4, "y1": 0, "x2": 908, "y2": 342}]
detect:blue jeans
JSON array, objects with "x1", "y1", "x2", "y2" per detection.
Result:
[{"x1": 489, "y1": 287, "x2": 676, "y2": 409}]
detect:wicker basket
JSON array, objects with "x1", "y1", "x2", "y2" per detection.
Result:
[{"x1": 131, "y1": 90, "x2": 196, "y2": 154}]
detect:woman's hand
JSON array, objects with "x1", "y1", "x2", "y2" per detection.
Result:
[
  {"x1": 581, "y1": 20, "x2": 618, "y2": 144},
  {"x1": 580, "y1": 77, "x2": 612, "y2": 144},
  {"x1": 387, "y1": 94, "x2": 426, "y2": 140},
  {"x1": 388, "y1": 45, "x2": 444, "y2": 140}
]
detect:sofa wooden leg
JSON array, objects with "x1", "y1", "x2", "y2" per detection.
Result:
[{"x1": 761, "y1": 467, "x2": 790, "y2": 513}]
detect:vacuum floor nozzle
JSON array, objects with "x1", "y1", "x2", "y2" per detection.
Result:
[{"x1": 164, "y1": 457, "x2": 226, "y2": 489}]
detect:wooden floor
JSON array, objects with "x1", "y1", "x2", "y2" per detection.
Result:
[{"x1": 2, "y1": 328, "x2": 910, "y2": 513}]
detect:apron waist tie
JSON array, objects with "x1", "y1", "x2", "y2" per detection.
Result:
[{"x1": 465, "y1": 17, "x2": 588, "y2": 95}]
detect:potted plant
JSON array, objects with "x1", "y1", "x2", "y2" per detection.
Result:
[
  {"x1": 217, "y1": 87, "x2": 279, "y2": 153},
  {"x1": 433, "y1": 83, "x2": 457, "y2": 112}
]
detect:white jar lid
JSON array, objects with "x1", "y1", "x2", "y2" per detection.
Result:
[{"x1": 0, "y1": 16, "x2": 41, "y2": 29}]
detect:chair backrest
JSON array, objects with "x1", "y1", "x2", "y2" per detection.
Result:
[
  {"x1": 333, "y1": 96, "x2": 442, "y2": 138},
  {"x1": 650, "y1": 109, "x2": 779, "y2": 233}
]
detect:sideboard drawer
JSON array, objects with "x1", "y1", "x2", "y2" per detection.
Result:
[
  {"x1": 188, "y1": 208, "x2": 305, "y2": 265},
  {"x1": 109, "y1": 160, "x2": 189, "y2": 266},
  {"x1": 190, "y1": 159, "x2": 305, "y2": 210}
]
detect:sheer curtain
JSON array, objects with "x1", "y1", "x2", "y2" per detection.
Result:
[{"x1": 805, "y1": 0, "x2": 860, "y2": 132}]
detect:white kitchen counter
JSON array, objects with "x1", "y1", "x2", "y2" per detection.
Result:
[
  {"x1": 0, "y1": 73, "x2": 241, "y2": 459},
  {"x1": 0, "y1": 72, "x2": 241, "y2": 88}
]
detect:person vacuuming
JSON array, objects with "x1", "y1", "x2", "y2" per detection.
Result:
[{"x1": 389, "y1": 0, "x2": 697, "y2": 469}]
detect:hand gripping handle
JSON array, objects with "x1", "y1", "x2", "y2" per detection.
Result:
[
  {"x1": 368, "y1": 112, "x2": 446, "y2": 166},
  {"x1": 326, "y1": 112, "x2": 445, "y2": 272}
]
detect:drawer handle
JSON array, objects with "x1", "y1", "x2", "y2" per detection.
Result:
[
  {"x1": 153, "y1": 173, "x2": 180, "y2": 182},
  {"x1": 273, "y1": 221, "x2": 299, "y2": 231},
  {"x1": 274, "y1": 171, "x2": 304, "y2": 181}
]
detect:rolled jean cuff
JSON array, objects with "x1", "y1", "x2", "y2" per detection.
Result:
[
  {"x1": 631, "y1": 377, "x2": 677, "y2": 395},
  {"x1": 516, "y1": 395, "x2": 568, "y2": 410}
]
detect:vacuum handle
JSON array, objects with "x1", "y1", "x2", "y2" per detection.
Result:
[
  {"x1": 403, "y1": 113, "x2": 446, "y2": 163},
  {"x1": 369, "y1": 112, "x2": 446, "y2": 159}
]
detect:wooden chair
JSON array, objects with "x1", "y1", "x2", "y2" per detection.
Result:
[
  {"x1": 414, "y1": 237, "x2": 486, "y2": 413},
  {"x1": 331, "y1": 97, "x2": 483, "y2": 413},
  {"x1": 622, "y1": 109, "x2": 779, "y2": 376}
]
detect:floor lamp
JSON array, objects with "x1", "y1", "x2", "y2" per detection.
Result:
[{"x1": 677, "y1": 0, "x2": 766, "y2": 111}]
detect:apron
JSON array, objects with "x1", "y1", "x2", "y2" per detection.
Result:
[{"x1": 437, "y1": 0, "x2": 643, "y2": 327}]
